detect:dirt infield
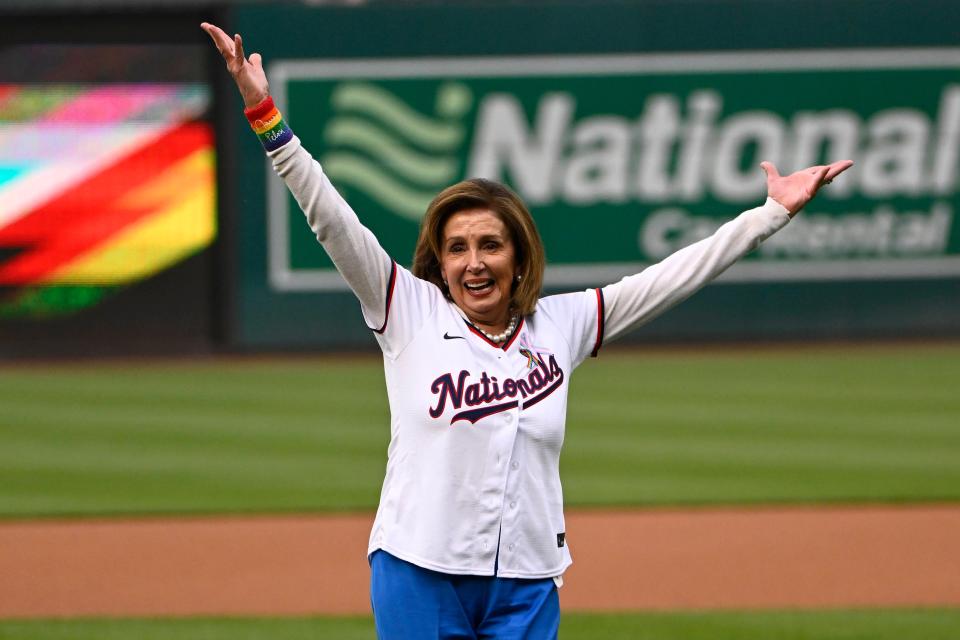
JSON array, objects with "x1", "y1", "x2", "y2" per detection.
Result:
[{"x1": 1, "y1": 504, "x2": 958, "y2": 618}]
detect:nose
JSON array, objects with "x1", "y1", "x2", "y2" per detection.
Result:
[{"x1": 466, "y1": 249, "x2": 484, "y2": 273}]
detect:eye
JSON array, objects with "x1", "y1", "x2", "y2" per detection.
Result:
[{"x1": 483, "y1": 240, "x2": 500, "y2": 251}]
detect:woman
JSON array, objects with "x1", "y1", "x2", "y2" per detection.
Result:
[{"x1": 202, "y1": 23, "x2": 851, "y2": 639}]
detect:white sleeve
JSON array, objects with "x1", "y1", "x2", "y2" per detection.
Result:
[
  {"x1": 268, "y1": 135, "x2": 392, "y2": 327},
  {"x1": 369, "y1": 263, "x2": 446, "y2": 360},
  {"x1": 601, "y1": 197, "x2": 791, "y2": 343},
  {"x1": 537, "y1": 288, "x2": 605, "y2": 369},
  {"x1": 268, "y1": 135, "x2": 439, "y2": 354}
]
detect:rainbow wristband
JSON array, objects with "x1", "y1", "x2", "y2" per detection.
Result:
[{"x1": 244, "y1": 96, "x2": 293, "y2": 152}]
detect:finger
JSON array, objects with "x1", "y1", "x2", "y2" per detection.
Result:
[
  {"x1": 250, "y1": 52, "x2": 264, "y2": 71},
  {"x1": 199, "y1": 23, "x2": 221, "y2": 52},
  {"x1": 208, "y1": 29, "x2": 234, "y2": 58},
  {"x1": 812, "y1": 165, "x2": 830, "y2": 184},
  {"x1": 201, "y1": 22, "x2": 234, "y2": 57},
  {"x1": 759, "y1": 161, "x2": 780, "y2": 179},
  {"x1": 824, "y1": 159, "x2": 854, "y2": 182},
  {"x1": 234, "y1": 34, "x2": 246, "y2": 65}
]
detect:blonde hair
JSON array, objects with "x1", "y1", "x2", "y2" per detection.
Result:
[{"x1": 412, "y1": 178, "x2": 545, "y2": 317}]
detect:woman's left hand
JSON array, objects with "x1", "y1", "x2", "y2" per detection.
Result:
[
  {"x1": 760, "y1": 159, "x2": 854, "y2": 217},
  {"x1": 201, "y1": 22, "x2": 269, "y2": 109}
]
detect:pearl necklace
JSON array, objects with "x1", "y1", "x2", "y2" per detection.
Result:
[
  {"x1": 454, "y1": 305, "x2": 519, "y2": 344},
  {"x1": 476, "y1": 314, "x2": 519, "y2": 344}
]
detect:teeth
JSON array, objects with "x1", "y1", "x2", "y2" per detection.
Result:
[{"x1": 465, "y1": 280, "x2": 493, "y2": 290}]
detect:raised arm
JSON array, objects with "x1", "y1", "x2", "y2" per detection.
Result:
[
  {"x1": 602, "y1": 160, "x2": 853, "y2": 342},
  {"x1": 201, "y1": 23, "x2": 394, "y2": 328}
]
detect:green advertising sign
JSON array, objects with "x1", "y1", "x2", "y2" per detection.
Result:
[{"x1": 265, "y1": 48, "x2": 960, "y2": 292}]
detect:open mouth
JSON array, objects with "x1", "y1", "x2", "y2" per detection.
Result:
[{"x1": 463, "y1": 279, "x2": 495, "y2": 294}]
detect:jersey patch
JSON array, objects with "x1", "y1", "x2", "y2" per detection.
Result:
[{"x1": 557, "y1": 532, "x2": 565, "y2": 548}]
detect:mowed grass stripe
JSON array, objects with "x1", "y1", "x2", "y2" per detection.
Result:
[
  {"x1": 0, "y1": 360, "x2": 390, "y2": 515},
  {"x1": 1, "y1": 609, "x2": 958, "y2": 640},
  {"x1": 0, "y1": 345, "x2": 957, "y2": 517},
  {"x1": 564, "y1": 346, "x2": 960, "y2": 507}
]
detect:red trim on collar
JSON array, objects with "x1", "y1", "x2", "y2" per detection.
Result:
[
  {"x1": 463, "y1": 316, "x2": 525, "y2": 351},
  {"x1": 501, "y1": 317, "x2": 524, "y2": 351},
  {"x1": 464, "y1": 321, "x2": 501, "y2": 347}
]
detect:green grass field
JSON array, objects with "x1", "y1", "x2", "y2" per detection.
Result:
[
  {"x1": 1, "y1": 344, "x2": 958, "y2": 638},
  {"x1": 1, "y1": 609, "x2": 958, "y2": 640},
  {"x1": 1, "y1": 344, "x2": 958, "y2": 518}
]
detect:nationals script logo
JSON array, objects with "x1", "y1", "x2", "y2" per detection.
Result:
[{"x1": 428, "y1": 352, "x2": 564, "y2": 425}]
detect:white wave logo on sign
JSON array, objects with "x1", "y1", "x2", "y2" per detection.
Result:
[{"x1": 320, "y1": 82, "x2": 472, "y2": 221}]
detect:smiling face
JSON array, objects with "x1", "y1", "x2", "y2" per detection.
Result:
[{"x1": 440, "y1": 208, "x2": 518, "y2": 330}]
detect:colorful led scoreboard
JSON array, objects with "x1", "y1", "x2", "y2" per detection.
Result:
[
  {"x1": 0, "y1": 83, "x2": 214, "y2": 318},
  {"x1": 0, "y1": 36, "x2": 217, "y2": 357}
]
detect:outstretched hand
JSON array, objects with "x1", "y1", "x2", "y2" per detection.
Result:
[
  {"x1": 761, "y1": 160, "x2": 854, "y2": 217},
  {"x1": 201, "y1": 22, "x2": 268, "y2": 109}
]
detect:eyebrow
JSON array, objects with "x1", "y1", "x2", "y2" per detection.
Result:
[{"x1": 444, "y1": 233, "x2": 504, "y2": 245}]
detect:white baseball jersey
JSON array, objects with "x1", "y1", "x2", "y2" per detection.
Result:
[{"x1": 267, "y1": 135, "x2": 791, "y2": 579}]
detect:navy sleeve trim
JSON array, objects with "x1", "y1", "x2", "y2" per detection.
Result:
[
  {"x1": 590, "y1": 287, "x2": 605, "y2": 358},
  {"x1": 370, "y1": 260, "x2": 397, "y2": 334}
]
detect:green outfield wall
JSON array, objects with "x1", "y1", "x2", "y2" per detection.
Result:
[{"x1": 230, "y1": 0, "x2": 960, "y2": 349}]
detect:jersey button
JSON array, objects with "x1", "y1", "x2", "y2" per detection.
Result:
[
  {"x1": 510, "y1": 501, "x2": 517, "y2": 508},
  {"x1": 511, "y1": 461, "x2": 519, "y2": 470},
  {"x1": 508, "y1": 543, "x2": 516, "y2": 551}
]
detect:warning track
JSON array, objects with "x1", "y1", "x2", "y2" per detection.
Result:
[{"x1": 1, "y1": 504, "x2": 958, "y2": 618}]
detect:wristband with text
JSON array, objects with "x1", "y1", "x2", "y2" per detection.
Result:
[{"x1": 244, "y1": 96, "x2": 293, "y2": 152}]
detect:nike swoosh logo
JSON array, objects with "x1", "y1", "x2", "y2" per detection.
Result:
[{"x1": 443, "y1": 333, "x2": 465, "y2": 340}]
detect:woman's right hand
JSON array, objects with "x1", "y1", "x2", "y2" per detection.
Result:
[{"x1": 201, "y1": 22, "x2": 269, "y2": 109}]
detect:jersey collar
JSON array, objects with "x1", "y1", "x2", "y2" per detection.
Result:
[{"x1": 463, "y1": 317, "x2": 525, "y2": 351}]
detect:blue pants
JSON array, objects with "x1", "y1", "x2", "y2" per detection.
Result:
[{"x1": 370, "y1": 550, "x2": 559, "y2": 639}]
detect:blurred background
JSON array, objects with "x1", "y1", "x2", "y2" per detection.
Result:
[
  {"x1": 0, "y1": 1, "x2": 958, "y2": 639},
  {"x1": 1, "y1": 0, "x2": 958, "y2": 359}
]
